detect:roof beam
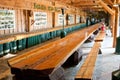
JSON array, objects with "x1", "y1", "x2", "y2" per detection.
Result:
[
  {"x1": 111, "y1": 0, "x2": 117, "y2": 4},
  {"x1": 96, "y1": 0, "x2": 115, "y2": 15},
  {"x1": 72, "y1": 1, "x2": 97, "y2": 6},
  {"x1": 103, "y1": 0, "x2": 113, "y2": 5},
  {"x1": 116, "y1": 0, "x2": 120, "y2": 3}
]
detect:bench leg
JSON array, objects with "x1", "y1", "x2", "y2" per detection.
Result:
[
  {"x1": 98, "y1": 48, "x2": 102, "y2": 54},
  {"x1": 62, "y1": 49, "x2": 83, "y2": 67},
  {"x1": 49, "y1": 66, "x2": 65, "y2": 80}
]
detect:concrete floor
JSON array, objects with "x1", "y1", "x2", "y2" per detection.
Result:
[
  {"x1": 64, "y1": 36, "x2": 120, "y2": 80},
  {"x1": 0, "y1": 36, "x2": 120, "y2": 80}
]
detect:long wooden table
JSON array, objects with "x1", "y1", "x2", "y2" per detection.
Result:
[{"x1": 8, "y1": 24, "x2": 100, "y2": 80}]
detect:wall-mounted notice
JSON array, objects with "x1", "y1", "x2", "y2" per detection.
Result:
[
  {"x1": 76, "y1": 15, "x2": 80, "y2": 23},
  {"x1": 58, "y1": 14, "x2": 66, "y2": 26},
  {"x1": 0, "y1": 9, "x2": 15, "y2": 30},
  {"x1": 68, "y1": 14, "x2": 74, "y2": 25},
  {"x1": 34, "y1": 12, "x2": 47, "y2": 27}
]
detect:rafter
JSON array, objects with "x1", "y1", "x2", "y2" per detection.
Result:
[
  {"x1": 111, "y1": 0, "x2": 117, "y2": 4},
  {"x1": 46, "y1": 0, "x2": 117, "y2": 12},
  {"x1": 72, "y1": 1, "x2": 97, "y2": 6},
  {"x1": 116, "y1": 0, "x2": 120, "y2": 3},
  {"x1": 103, "y1": 0, "x2": 113, "y2": 5},
  {"x1": 96, "y1": 0, "x2": 115, "y2": 15}
]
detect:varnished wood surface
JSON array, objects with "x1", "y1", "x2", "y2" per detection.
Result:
[
  {"x1": 8, "y1": 24, "x2": 99, "y2": 75},
  {"x1": 75, "y1": 42, "x2": 101, "y2": 80},
  {"x1": 75, "y1": 31, "x2": 105, "y2": 80}
]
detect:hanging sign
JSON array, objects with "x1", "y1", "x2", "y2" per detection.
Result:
[
  {"x1": 76, "y1": 15, "x2": 80, "y2": 23},
  {"x1": 34, "y1": 12, "x2": 47, "y2": 27},
  {"x1": 0, "y1": 9, "x2": 15, "y2": 30}
]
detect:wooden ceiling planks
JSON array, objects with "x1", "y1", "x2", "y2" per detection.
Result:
[
  {"x1": 46, "y1": 0, "x2": 103, "y2": 11},
  {"x1": 46, "y1": 0, "x2": 119, "y2": 12},
  {"x1": 1, "y1": 0, "x2": 115, "y2": 15}
]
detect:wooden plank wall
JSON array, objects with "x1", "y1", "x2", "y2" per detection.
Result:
[
  {"x1": 0, "y1": 0, "x2": 87, "y2": 35},
  {"x1": 0, "y1": 8, "x2": 26, "y2": 35},
  {"x1": 30, "y1": 11, "x2": 53, "y2": 31}
]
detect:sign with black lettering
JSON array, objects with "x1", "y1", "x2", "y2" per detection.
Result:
[
  {"x1": 58, "y1": 14, "x2": 66, "y2": 26},
  {"x1": 68, "y1": 14, "x2": 74, "y2": 25},
  {"x1": 34, "y1": 12, "x2": 47, "y2": 27},
  {"x1": 0, "y1": 9, "x2": 15, "y2": 30}
]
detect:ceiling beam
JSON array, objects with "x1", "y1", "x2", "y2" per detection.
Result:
[
  {"x1": 116, "y1": 0, "x2": 120, "y2": 3},
  {"x1": 72, "y1": 1, "x2": 97, "y2": 6},
  {"x1": 103, "y1": 0, "x2": 113, "y2": 5},
  {"x1": 96, "y1": 0, "x2": 115, "y2": 15},
  {"x1": 111, "y1": 0, "x2": 117, "y2": 4}
]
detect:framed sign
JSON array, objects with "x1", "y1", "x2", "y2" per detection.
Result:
[
  {"x1": 58, "y1": 14, "x2": 66, "y2": 26},
  {"x1": 34, "y1": 12, "x2": 47, "y2": 27},
  {"x1": 0, "y1": 9, "x2": 15, "y2": 30},
  {"x1": 68, "y1": 14, "x2": 74, "y2": 25}
]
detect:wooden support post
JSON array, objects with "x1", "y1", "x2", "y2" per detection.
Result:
[
  {"x1": 75, "y1": 14, "x2": 76, "y2": 24},
  {"x1": 23, "y1": 10, "x2": 30, "y2": 32},
  {"x1": 52, "y1": 2, "x2": 55, "y2": 28},
  {"x1": 66, "y1": 13, "x2": 69, "y2": 26},
  {"x1": 52, "y1": 12, "x2": 55, "y2": 28},
  {"x1": 111, "y1": 14, "x2": 115, "y2": 37},
  {"x1": 99, "y1": 48, "x2": 102, "y2": 54},
  {"x1": 113, "y1": 7, "x2": 119, "y2": 48}
]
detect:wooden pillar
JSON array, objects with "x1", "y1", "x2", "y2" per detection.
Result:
[
  {"x1": 113, "y1": 7, "x2": 119, "y2": 48},
  {"x1": 52, "y1": 2, "x2": 55, "y2": 28},
  {"x1": 66, "y1": 13, "x2": 69, "y2": 26},
  {"x1": 23, "y1": 10, "x2": 30, "y2": 32},
  {"x1": 52, "y1": 12, "x2": 55, "y2": 28},
  {"x1": 111, "y1": 14, "x2": 115, "y2": 37},
  {"x1": 75, "y1": 14, "x2": 76, "y2": 24},
  {"x1": 28, "y1": 10, "x2": 34, "y2": 32}
]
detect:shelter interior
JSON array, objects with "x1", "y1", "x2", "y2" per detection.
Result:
[{"x1": 0, "y1": 0, "x2": 120, "y2": 80}]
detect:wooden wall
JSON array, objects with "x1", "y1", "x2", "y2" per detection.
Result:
[
  {"x1": 0, "y1": 0, "x2": 87, "y2": 35},
  {"x1": 0, "y1": 8, "x2": 26, "y2": 35},
  {"x1": 29, "y1": 10, "x2": 53, "y2": 31}
]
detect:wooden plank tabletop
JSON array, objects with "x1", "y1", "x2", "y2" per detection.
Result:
[
  {"x1": 8, "y1": 23, "x2": 100, "y2": 73},
  {"x1": 75, "y1": 41, "x2": 102, "y2": 80}
]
